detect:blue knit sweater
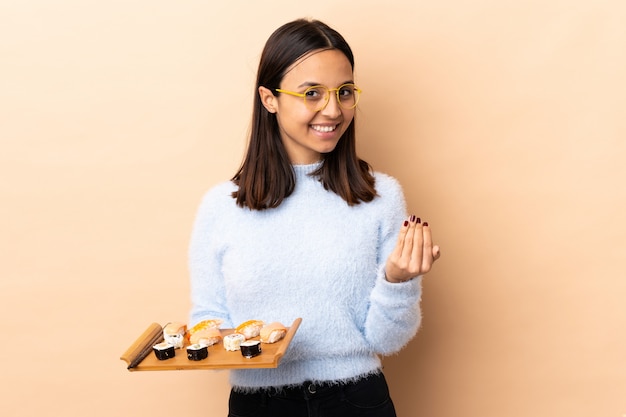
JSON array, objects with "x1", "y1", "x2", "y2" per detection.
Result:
[{"x1": 188, "y1": 162, "x2": 423, "y2": 390}]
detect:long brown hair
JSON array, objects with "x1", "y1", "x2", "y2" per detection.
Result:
[{"x1": 232, "y1": 18, "x2": 376, "y2": 210}]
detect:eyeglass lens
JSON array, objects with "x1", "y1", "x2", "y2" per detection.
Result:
[{"x1": 305, "y1": 85, "x2": 359, "y2": 110}]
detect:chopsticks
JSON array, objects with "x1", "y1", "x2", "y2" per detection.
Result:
[{"x1": 120, "y1": 323, "x2": 164, "y2": 370}]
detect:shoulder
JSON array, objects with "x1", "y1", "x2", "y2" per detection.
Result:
[
  {"x1": 196, "y1": 180, "x2": 238, "y2": 212},
  {"x1": 361, "y1": 171, "x2": 406, "y2": 216},
  {"x1": 204, "y1": 180, "x2": 237, "y2": 198},
  {"x1": 373, "y1": 171, "x2": 404, "y2": 199},
  {"x1": 369, "y1": 172, "x2": 408, "y2": 238}
]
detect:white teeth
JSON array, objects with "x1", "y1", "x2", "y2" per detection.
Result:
[{"x1": 311, "y1": 125, "x2": 336, "y2": 133}]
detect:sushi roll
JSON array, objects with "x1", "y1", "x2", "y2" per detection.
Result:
[
  {"x1": 223, "y1": 333, "x2": 246, "y2": 351},
  {"x1": 186, "y1": 343, "x2": 208, "y2": 361},
  {"x1": 163, "y1": 322, "x2": 186, "y2": 348},
  {"x1": 235, "y1": 320, "x2": 264, "y2": 340},
  {"x1": 240, "y1": 340, "x2": 262, "y2": 358},
  {"x1": 260, "y1": 322, "x2": 287, "y2": 344},
  {"x1": 153, "y1": 342, "x2": 175, "y2": 360}
]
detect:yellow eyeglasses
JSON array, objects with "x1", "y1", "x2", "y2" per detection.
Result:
[{"x1": 275, "y1": 83, "x2": 362, "y2": 112}]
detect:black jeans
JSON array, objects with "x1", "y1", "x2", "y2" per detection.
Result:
[{"x1": 228, "y1": 371, "x2": 397, "y2": 417}]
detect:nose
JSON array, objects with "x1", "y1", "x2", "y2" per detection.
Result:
[{"x1": 319, "y1": 91, "x2": 342, "y2": 117}]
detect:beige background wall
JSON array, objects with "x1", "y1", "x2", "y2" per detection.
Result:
[{"x1": 1, "y1": 1, "x2": 624, "y2": 416}]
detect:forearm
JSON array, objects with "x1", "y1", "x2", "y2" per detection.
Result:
[{"x1": 363, "y1": 269, "x2": 423, "y2": 355}]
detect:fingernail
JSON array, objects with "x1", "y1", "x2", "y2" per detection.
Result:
[
  {"x1": 416, "y1": 217, "x2": 421, "y2": 224},
  {"x1": 423, "y1": 222, "x2": 429, "y2": 227},
  {"x1": 409, "y1": 215, "x2": 416, "y2": 223},
  {"x1": 403, "y1": 220, "x2": 409, "y2": 227}
]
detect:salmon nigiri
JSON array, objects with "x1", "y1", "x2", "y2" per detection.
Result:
[{"x1": 260, "y1": 322, "x2": 287, "y2": 344}]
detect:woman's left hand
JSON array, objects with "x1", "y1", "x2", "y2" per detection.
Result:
[{"x1": 385, "y1": 215, "x2": 441, "y2": 283}]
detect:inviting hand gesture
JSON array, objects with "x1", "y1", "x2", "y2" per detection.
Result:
[{"x1": 385, "y1": 215, "x2": 441, "y2": 283}]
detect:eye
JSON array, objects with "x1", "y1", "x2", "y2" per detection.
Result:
[
  {"x1": 305, "y1": 87, "x2": 324, "y2": 101},
  {"x1": 338, "y1": 85, "x2": 355, "y2": 98}
]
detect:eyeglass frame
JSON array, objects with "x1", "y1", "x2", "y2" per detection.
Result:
[{"x1": 274, "y1": 83, "x2": 362, "y2": 112}]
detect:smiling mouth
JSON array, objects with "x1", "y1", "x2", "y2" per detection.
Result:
[{"x1": 311, "y1": 124, "x2": 337, "y2": 133}]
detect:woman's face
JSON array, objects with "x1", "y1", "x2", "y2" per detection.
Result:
[{"x1": 262, "y1": 49, "x2": 356, "y2": 165}]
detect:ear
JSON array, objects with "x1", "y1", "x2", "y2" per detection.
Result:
[{"x1": 258, "y1": 86, "x2": 277, "y2": 113}]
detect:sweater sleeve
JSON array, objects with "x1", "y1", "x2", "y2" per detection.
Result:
[
  {"x1": 188, "y1": 185, "x2": 234, "y2": 328},
  {"x1": 363, "y1": 174, "x2": 423, "y2": 355}
]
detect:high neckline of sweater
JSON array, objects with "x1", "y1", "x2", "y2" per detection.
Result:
[{"x1": 292, "y1": 161, "x2": 323, "y2": 177}]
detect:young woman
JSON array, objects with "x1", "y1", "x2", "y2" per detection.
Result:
[{"x1": 189, "y1": 18, "x2": 440, "y2": 417}]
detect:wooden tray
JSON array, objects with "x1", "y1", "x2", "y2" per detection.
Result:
[{"x1": 120, "y1": 318, "x2": 301, "y2": 371}]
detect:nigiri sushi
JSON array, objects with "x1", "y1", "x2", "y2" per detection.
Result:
[
  {"x1": 235, "y1": 320, "x2": 264, "y2": 340},
  {"x1": 188, "y1": 319, "x2": 223, "y2": 334},
  {"x1": 189, "y1": 326, "x2": 222, "y2": 346},
  {"x1": 260, "y1": 322, "x2": 287, "y2": 344}
]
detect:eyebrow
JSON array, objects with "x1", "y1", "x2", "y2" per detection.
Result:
[{"x1": 296, "y1": 80, "x2": 355, "y2": 88}]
